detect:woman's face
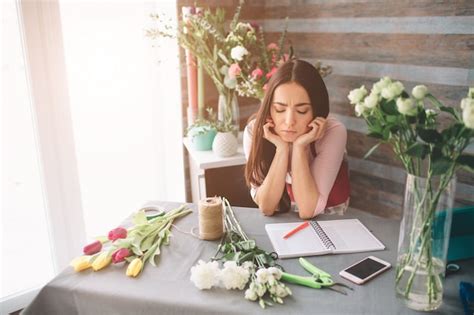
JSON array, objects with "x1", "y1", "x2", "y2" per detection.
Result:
[{"x1": 269, "y1": 81, "x2": 314, "y2": 142}]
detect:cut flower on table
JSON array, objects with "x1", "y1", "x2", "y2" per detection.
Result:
[{"x1": 71, "y1": 205, "x2": 192, "y2": 277}]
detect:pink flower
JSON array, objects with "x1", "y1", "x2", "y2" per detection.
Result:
[
  {"x1": 83, "y1": 240, "x2": 102, "y2": 255},
  {"x1": 251, "y1": 68, "x2": 264, "y2": 79},
  {"x1": 108, "y1": 227, "x2": 127, "y2": 241},
  {"x1": 267, "y1": 42, "x2": 279, "y2": 51},
  {"x1": 266, "y1": 67, "x2": 278, "y2": 79},
  {"x1": 228, "y1": 63, "x2": 241, "y2": 78},
  {"x1": 249, "y1": 21, "x2": 260, "y2": 31},
  {"x1": 112, "y1": 248, "x2": 131, "y2": 263}
]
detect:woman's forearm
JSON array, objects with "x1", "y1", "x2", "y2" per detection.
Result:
[
  {"x1": 255, "y1": 146, "x2": 289, "y2": 215},
  {"x1": 291, "y1": 145, "x2": 319, "y2": 219}
]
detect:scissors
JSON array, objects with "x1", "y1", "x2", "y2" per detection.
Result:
[{"x1": 280, "y1": 257, "x2": 354, "y2": 295}]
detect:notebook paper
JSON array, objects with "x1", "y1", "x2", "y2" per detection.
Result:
[{"x1": 265, "y1": 219, "x2": 385, "y2": 259}]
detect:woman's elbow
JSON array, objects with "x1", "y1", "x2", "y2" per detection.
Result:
[
  {"x1": 298, "y1": 211, "x2": 314, "y2": 220},
  {"x1": 258, "y1": 203, "x2": 276, "y2": 216}
]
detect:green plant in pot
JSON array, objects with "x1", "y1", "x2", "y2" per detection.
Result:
[{"x1": 187, "y1": 108, "x2": 218, "y2": 151}]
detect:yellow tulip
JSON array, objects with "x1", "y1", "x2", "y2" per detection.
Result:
[
  {"x1": 126, "y1": 258, "x2": 143, "y2": 277},
  {"x1": 70, "y1": 256, "x2": 92, "y2": 272},
  {"x1": 91, "y1": 252, "x2": 112, "y2": 271}
]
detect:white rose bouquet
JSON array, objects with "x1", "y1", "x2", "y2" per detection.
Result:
[{"x1": 348, "y1": 79, "x2": 473, "y2": 310}]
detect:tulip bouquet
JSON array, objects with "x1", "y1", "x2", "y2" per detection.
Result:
[
  {"x1": 348, "y1": 79, "x2": 473, "y2": 310},
  {"x1": 190, "y1": 198, "x2": 291, "y2": 309},
  {"x1": 71, "y1": 205, "x2": 192, "y2": 277}
]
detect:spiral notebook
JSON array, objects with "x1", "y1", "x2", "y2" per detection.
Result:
[{"x1": 265, "y1": 219, "x2": 385, "y2": 259}]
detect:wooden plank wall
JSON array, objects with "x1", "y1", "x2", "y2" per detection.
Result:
[{"x1": 177, "y1": 0, "x2": 474, "y2": 218}]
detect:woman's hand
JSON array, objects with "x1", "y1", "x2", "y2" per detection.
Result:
[
  {"x1": 294, "y1": 117, "x2": 327, "y2": 148},
  {"x1": 263, "y1": 118, "x2": 288, "y2": 150}
]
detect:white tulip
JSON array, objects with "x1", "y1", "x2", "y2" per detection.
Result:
[
  {"x1": 364, "y1": 93, "x2": 379, "y2": 108},
  {"x1": 412, "y1": 85, "x2": 428, "y2": 100},
  {"x1": 230, "y1": 46, "x2": 248, "y2": 61},
  {"x1": 396, "y1": 97, "x2": 417, "y2": 116},
  {"x1": 348, "y1": 85, "x2": 368, "y2": 104}
]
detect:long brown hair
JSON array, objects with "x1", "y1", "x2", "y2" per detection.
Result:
[{"x1": 244, "y1": 59, "x2": 329, "y2": 212}]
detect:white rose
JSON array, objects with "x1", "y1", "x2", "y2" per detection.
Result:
[
  {"x1": 267, "y1": 267, "x2": 282, "y2": 280},
  {"x1": 372, "y1": 76, "x2": 392, "y2": 94},
  {"x1": 412, "y1": 85, "x2": 428, "y2": 100},
  {"x1": 348, "y1": 85, "x2": 368, "y2": 105},
  {"x1": 382, "y1": 81, "x2": 404, "y2": 100},
  {"x1": 396, "y1": 97, "x2": 417, "y2": 116},
  {"x1": 230, "y1": 46, "x2": 248, "y2": 61},
  {"x1": 364, "y1": 93, "x2": 379, "y2": 109},
  {"x1": 220, "y1": 261, "x2": 250, "y2": 290},
  {"x1": 460, "y1": 97, "x2": 474, "y2": 110},
  {"x1": 354, "y1": 102, "x2": 368, "y2": 117},
  {"x1": 462, "y1": 101, "x2": 474, "y2": 129}
]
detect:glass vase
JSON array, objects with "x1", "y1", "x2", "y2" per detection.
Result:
[
  {"x1": 217, "y1": 92, "x2": 239, "y2": 136},
  {"x1": 395, "y1": 174, "x2": 456, "y2": 311}
]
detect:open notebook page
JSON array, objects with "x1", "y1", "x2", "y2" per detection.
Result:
[
  {"x1": 265, "y1": 222, "x2": 330, "y2": 258},
  {"x1": 318, "y1": 219, "x2": 385, "y2": 253}
]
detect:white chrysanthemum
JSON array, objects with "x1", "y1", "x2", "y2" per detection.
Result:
[
  {"x1": 364, "y1": 93, "x2": 379, "y2": 109},
  {"x1": 231, "y1": 46, "x2": 248, "y2": 61},
  {"x1": 220, "y1": 261, "x2": 250, "y2": 290},
  {"x1": 412, "y1": 85, "x2": 428, "y2": 100},
  {"x1": 348, "y1": 85, "x2": 368, "y2": 105},
  {"x1": 190, "y1": 260, "x2": 220, "y2": 290},
  {"x1": 244, "y1": 287, "x2": 258, "y2": 301},
  {"x1": 372, "y1": 76, "x2": 392, "y2": 94},
  {"x1": 396, "y1": 97, "x2": 417, "y2": 116}
]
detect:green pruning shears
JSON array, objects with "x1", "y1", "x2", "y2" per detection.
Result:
[{"x1": 280, "y1": 258, "x2": 354, "y2": 295}]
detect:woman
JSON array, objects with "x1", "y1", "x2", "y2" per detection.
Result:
[{"x1": 244, "y1": 59, "x2": 350, "y2": 219}]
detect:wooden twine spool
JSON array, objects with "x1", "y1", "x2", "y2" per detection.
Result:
[{"x1": 198, "y1": 197, "x2": 224, "y2": 240}]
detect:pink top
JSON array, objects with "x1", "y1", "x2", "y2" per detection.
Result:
[{"x1": 243, "y1": 115, "x2": 348, "y2": 217}]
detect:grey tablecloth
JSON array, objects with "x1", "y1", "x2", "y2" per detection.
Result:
[{"x1": 22, "y1": 202, "x2": 473, "y2": 315}]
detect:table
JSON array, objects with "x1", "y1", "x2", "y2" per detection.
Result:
[
  {"x1": 183, "y1": 134, "x2": 256, "y2": 208},
  {"x1": 22, "y1": 202, "x2": 473, "y2": 315}
]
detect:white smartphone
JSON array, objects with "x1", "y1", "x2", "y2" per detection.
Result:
[{"x1": 339, "y1": 256, "x2": 391, "y2": 285}]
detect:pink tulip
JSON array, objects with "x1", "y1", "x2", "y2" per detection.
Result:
[
  {"x1": 83, "y1": 240, "x2": 102, "y2": 255},
  {"x1": 251, "y1": 68, "x2": 263, "y2": 79},
  {"x1": 265, "y1": 67, "x2": 278, "y2": 79},
  {"x1": 228, "y1": 63, "x2": 241, "y2": 78},
  {"x1": 112, "y1": 248, "x2": 131, "y2": 263},
  {"x1": 108, "y1": 227, "x2": 127, "y2": 241}
]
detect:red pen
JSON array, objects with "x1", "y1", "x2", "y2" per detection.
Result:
[{"x1": 283, "y1": 221, "x2": 309, "y2": 239}]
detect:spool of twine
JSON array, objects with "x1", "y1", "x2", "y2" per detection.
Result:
[{"x1": 198, "y1": 197, "x2": 224, "y2": 240}]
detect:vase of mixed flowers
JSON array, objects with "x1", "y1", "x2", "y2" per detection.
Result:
[{"x1": 348, "y1": 80, "x2": 474, "y2": 311}]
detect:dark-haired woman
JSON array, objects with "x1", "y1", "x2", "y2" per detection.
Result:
[{"x1": 244, "y1": 59, "x2": 350, "y2": 219}]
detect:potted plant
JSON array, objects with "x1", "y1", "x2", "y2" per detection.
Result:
[
  {"x1": 212, "y1": 115, "x2": 239, "y2": 157},
  {"x1": 186, "y1": 108, "x2": 218, "y2": 151}
]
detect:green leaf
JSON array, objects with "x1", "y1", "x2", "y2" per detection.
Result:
[
  {"x1": 418, "y1": 109, "x2": 427, "y2": 125},
  {"x1": 367, "y1": 131, "x2": 383, "y2": 139},
  {"x1": 386, "y1": 115, "x2": 398, "y2": 123},
  {"x1": 382, "y1": 126, "x2": 391, "y2": 141},
  {"x1": 381, "y1": 99, "x2": 398, "y2": 115},
  {"x1": 406, "y1": 143, "x2": 429, "y2": 159},
  {"x1": 431, "y1": 157, "x2": 452, "y2": 175},
  {"x1": 457, "y1": 155, "x2": 474, "y2": 172},
  {"x1": 364, "y1": 142, "x2": 381, "y2": 159},
  {"x1": 439, "y1": 106, "x2": 458, "y2": 119},
  {"x1": 140, "y1": 233, "x2": 157, "y2": 252},
  {"x1": 133, "y1": 211, "x2": 148, "y2": 226},
  {"x1": 417, "y1": 127, "x2": 442, "y2": 143}
]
